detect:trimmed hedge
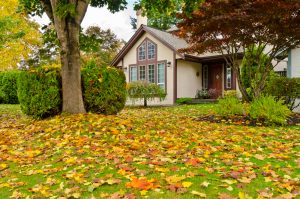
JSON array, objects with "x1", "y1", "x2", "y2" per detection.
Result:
[
  {"x1": 0, "y1": 70, "x2": 19, "y2": 104},
  {"x1": 82, "y1": 61, "x2": 126, "y2": 114},
  {"x1": 17, "y1": 68, "x2": 62, "y2": 119},
  {"x1": 264, "y1": 76, "x2": 300, "y2": 110}
]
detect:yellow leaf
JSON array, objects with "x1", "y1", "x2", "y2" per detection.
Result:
[
  {"x1": 140, "y1": 190, "x2": 148, "y2": 196},
  {"x1": 191, "y1": 191, "x2": 206, "y2": 198},
  {"x1": 238, "y1": 192, "x2": 252, "y2": 199},
  {"x1": 182, "y1": 181, "x2": 193, "y2": 188}
]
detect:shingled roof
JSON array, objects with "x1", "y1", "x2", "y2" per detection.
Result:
[{"x1": 111, "y1": 25, "x2": 188, "y2": 66}]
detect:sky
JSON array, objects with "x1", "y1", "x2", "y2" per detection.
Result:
[{"x1": 33, "y1": 0, "x2": 136, "y2": 41}]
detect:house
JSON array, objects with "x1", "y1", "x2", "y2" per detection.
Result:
[
  {"x1": 111, "y1": 13, "x2": 241, "y2": 105},
  {"x1": 287, "y1": 48, "x2": 300, "y2": 113}
]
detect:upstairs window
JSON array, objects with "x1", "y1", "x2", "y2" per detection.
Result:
[
  {"x1": 148, "y1": 42, "x2": 156, "y2": 59},
  {"x1": 138, "y1": 42, "x2": 146, "y2": 61}
]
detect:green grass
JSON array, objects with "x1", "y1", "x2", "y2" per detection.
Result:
[{"x1": 0, "y1": 104, "x2": 299, "y2": 198}]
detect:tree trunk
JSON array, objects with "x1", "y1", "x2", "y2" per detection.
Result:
[
  {"x1": 144, "y1": 98, "x2": 147, "y2": 107},
  {"x1": 55, "y1": 19, "x2": 85, "y2": 113},
  {"x1": 43, "y1": 0, "x2": 88, "y2": 114}
]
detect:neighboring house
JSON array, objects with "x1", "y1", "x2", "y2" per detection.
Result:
[
  {"x1": 111, "y1": 14, "x2": 241, "y2": 105},
  {"x1": 287, "y1": 48, "x2": 300, "y2": 113}
]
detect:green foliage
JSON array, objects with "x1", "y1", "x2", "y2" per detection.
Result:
[
  {"x1": 17, "y1": 67, "x2": 62, "y2": 119},
  {"x1": 216, "y1": 96, "x2": 244, "y2": 116},
  {"x1": 241, "y1": 45, "x2": 272, "y2": 100},
  {"x1": 0, "y1": 70, "x2": 19, "y2": 104},
  {"x1": 176, "y1": 97, "x2": 192, "y2": 105},
  {"x1": 264, "y1": 76, "x2": 300, "y2": 110},
  {"x1": 195, "y1": 89, "x2": 209, "y2": 99},
  {"x1": 82, "y1": 61, "x2": 126, "y2": 115},
  {"x1": 55, "y1": 0, "x2": 76, "y2": 18},
  {"x1": 127, "y1": 81, "x2": 166, "y2": 107},
  {"x1": 249, "y1": 96, "x2": 291, "y2": 126},
  {"x1": 224, "y1": 90, "x2": 238, "y2": 98}
]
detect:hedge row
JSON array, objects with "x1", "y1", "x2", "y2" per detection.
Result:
[
  {"x1": 0, "y1": 70, "x2": 19, "y2": 104},
  {"x1": 16, "y1": 62, "x2": 126, "y2": 119}
]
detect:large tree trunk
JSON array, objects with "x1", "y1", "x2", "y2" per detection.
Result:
[
  {"x1": 59, "y1": 19, "x2": 85, "y2": 113},
  {"x1": 47, "y1": 0, "x2": 88, "y2": 114}
]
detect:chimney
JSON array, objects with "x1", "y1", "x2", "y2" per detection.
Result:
[{"x1": 136, "y1": 9, "x2": 148, "y2": 28}]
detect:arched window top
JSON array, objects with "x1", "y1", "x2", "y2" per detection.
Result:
[
  {"x1": 138, "y1": 42, "x2": 146, "y2": 61},
  {"x1": 147, "y1": 41, "x2": 156, "y2": 60}
]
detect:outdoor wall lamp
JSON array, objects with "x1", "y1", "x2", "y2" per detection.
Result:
[
  {"x1": 167, "y1": 61, "x2": 171, "y2": 67},
  {"x1": 123, "y1": 67, "x2": 127, "y2": 72}
]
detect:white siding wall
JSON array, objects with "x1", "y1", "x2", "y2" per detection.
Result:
[
  {"x1": 118, "y1": 33, "x2": 175, "y2": 105},
  {"x1": 289, "y1": 48, "x2": 300, "y2": 113},
  {"x1": 177, "y1": 60, "x2": 202, "y2": 98}
]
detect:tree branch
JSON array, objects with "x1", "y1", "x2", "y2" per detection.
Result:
[{"x1": 40, "y1": 0, "x2": 54, "y2": 22}]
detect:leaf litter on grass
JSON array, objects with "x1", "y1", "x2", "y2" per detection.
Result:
[{"x1": 0, "y1": 105, "x2": 299, "y2": 198}]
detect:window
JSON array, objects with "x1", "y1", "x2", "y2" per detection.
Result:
[
  {"x1": 226, "y1": 65, "x2": 232, "y2": 88},
  {"x1": 130, "y1": 66, "x2": 137, "y2": 82},
  {"x1": 148, "y1": 64, "x2": 155, "y2": 83},
  {"x1": 139, "y1": 65, "x2": 146, "y2": 80},
  {"x1": 148, "y1": 42, "x2": 156, "y2": 59},
  {"x1": 203, "y1": 65, "x2": 208, "y2": 89},
  {"x1": 157, "y1": 63, "x2": 165, "y2": 89},
  {"x1": 138, "y1": 43, "x2": 146, "y2": 60}
]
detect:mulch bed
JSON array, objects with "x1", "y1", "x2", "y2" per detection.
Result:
[{"x1": 194, "y1": 113, "x2": 300, "y2": 127}]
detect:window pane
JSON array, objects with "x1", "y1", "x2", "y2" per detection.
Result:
[
  {"x1": 148, "y1": 42, "x2": 155, "y2": 60},
  {"x1": 158, "y1": 63, "x2": 165, "y2": 89},
  {"x1": 226, "y1": 66, "x2": 232, "y2": 88},
  {"x1": 139, "y1": 65, "x2": 146, "y2": 80},
  {"x1": 148, "y1": 64, "x2": 155, "y2": 83},
  {"x1": 138, "y1": 43, "x2": 146, "y2": 60},
  {"x1": 130, "y1": 66, "x2": 137, "y2": 82}
]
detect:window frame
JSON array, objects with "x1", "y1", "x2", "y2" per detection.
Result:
[
  {"x1": 129, "y1": 65, "x2": 138, "y2": 82},
  {"x1": 147, "y1": 41, "x2": 156, "y2": 60},
  {"x1": 157, "y1": 62, "x2": 166, "y2": 90},
  {"x1": 138, "y1": 42, "x2": 146, "y2": 61},
  {"x1": 226, "y1": 65, "x2": 232, "y2": 89}
]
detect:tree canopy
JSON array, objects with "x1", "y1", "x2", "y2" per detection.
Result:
[
  {"x1": 0, "y1": 0, "x2": 41, "y2": 70},
  {"x1": 176, "y1": 0, "x2": 300, "y2": 101}
]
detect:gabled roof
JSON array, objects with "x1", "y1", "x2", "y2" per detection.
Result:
[{"x1": 111, "y1": 25, "x2": 189, "y2": 66}]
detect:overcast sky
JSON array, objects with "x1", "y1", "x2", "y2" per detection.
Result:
[{"x1": 33, "y1": 1, "x2": 136, "y2": 41}]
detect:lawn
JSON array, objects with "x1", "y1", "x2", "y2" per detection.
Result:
[{"x1": 0, "y1": 104, "x2": 299, "y2": 199}]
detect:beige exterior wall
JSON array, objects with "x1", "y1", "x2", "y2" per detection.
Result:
[
  {"x1": 177, "y1": 60, "x2": 202, "y2": 98},
  {"x1": 117, "y1": 33, "x2": 175, "y2": 105}
]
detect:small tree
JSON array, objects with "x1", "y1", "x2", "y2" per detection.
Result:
[
  {"x1": 241, "y1": 45, "x2": 272, "y2": 100},
  {"x1": 176, "y1": 0, "x2": 300, "y2": 102},
  {"x1": 127, "y1": 81, "x2": 166, "y2": 107}
]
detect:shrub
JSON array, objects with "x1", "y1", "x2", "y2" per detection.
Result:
[
  {"x1": 249, "y1": 96, "x2": 291, "y2": 125},
  {"x1": 18, "y1": 67, "x2": 62, "y2": 119},
  {"x1": 82, "y1": 61, "x2": 126, "y2": 114},
  {"x1": 216, "y1": 96, "x2": 244, "y2": 116},
  {"x1": 176, "y1": 97, "x2": 192, "y2": 105},
  {"x1": 0, "y1": 70, "x2": 20, "y2": 104},
  {"x1": 264, "y1": 76, "x2": 300, "y2": 110},
  {"x1": 224, "y1": 90, "x2": 238, "y2": 98},
  {"x1": 195, "y1": 89, "x2": 209, "y2": 99},
  {"x1": 127, "y1": 81, "x2": 166, "y2": 107}
]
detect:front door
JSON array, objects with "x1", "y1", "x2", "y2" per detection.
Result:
[{"x1": 208, "y1": 64, "x2": 223, "y2": 98}]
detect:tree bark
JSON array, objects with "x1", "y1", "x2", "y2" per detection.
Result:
[
  {"x1": 46, "y1": 0, "x2": 87, "y2": 114},
  {"x1": 60, "y1": 19, "x2": 86, "y2": 113},
  {"x1": 144, "y1": 98, "x2": 147, "y2": 107}
]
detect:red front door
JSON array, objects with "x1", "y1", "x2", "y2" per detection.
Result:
[{"x1": 208, "y1": 64, "x2": 223, "y2": 98}]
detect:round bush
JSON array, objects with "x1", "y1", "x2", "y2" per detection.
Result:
[
  {"x1": 82, "y1": 61, "x2": 126, "y2": 114},
  {"x1": 17, "y1": 67, "x2": 62, "y2": 119},
  {"x1": 0, "y1": 70, "x2": 20, "y2": 104}
]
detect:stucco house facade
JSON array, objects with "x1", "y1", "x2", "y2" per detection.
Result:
[{"x1": 111, "y1": 24, "x2": 240, "y2": 105}]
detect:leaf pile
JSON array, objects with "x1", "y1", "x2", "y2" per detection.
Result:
[{"x1": 0, "y1": 105, "x2": 299, "y2": 198}]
